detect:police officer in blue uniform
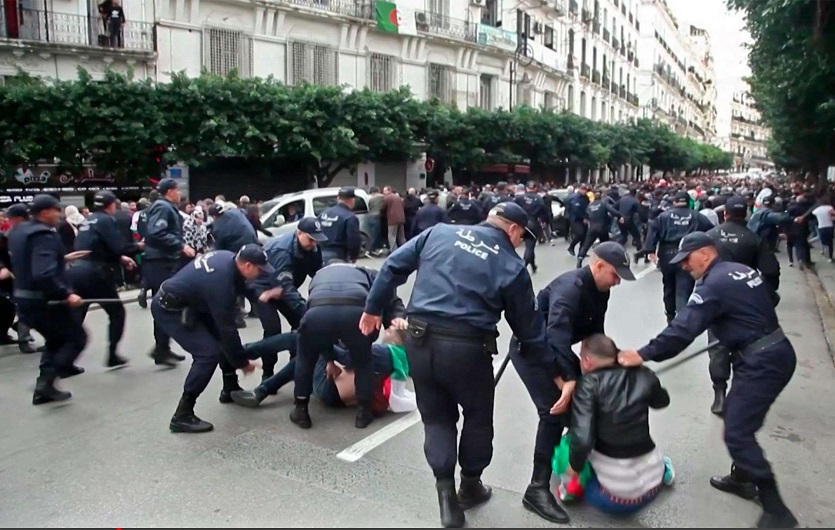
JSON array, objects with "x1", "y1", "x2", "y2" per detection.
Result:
[
  {"x1": 566, "y1": 185, "x2": 590, "y2": 256},
  {"x1": 232, "y1": 218, "x2": 327, "y2": 405},
  {"x1": 515, "y1": 181, "x2": 548, "y2": 273},
  {"x1": 68, "y1": 191, "x2": 142, "y2": 368},
  {"x1": 510, "y1": 241, "x2": 635, "y2": 524},
  {"x1": 619, "y1": 232, "x2": 798, "y2": 529},
  {"x1": 210, "y1": 201, "x2": 258, "y2": 252},
  {"x1": 0, "y1": 204, "x2": 37, "y2": 353},
  {"x1": 576, "y1": 190, "x2": 622, "y2": 268},
  {"x1": 447, "y1": 189, "x2": 482, "y2": 225},
  {"x1": 748, "y1": 196, "x2": 793, "y2": 253},
  {"x1": 480, "y1": 181, "x2": 511, "y2": 217},
  {"x1": 617, "y1": 188, "x2": 643, "y2": 249},
  {"x1": 290, "y1": 260, "x2": 406, "y2": 430},
  {"x1": 10, "y1": 195, "x2": 88, "y2": 405},
  {"x1": 640, "y1": 190, "x2": 712, "y2": 323},
  {"x1": 359, "y1": 202, "x2": 547, "y2": 529},
  {"x1": 151, "y1": 245, "x2": 267, "y2": 433},
  {"x1": 318, "y1": 187, "x2": 361, "y2": 264},
  {"x1": 144, "y1": 178, "x2": 193, "y2": 365},
  {"x1": 412, "y1": 189, "x2": 449, "y2": 236}
]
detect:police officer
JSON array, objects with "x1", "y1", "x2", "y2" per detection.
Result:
[
  {"x1": 210, "y1": 200, "x2": 258, "y2": 252},
  {"x1": 0, "y1": 204, "x2": 36, "y2": 353},
  {"x1": 748, "y1": 195, "x2": 793, "y2": 253},
  {"x1": 318, "y1": 187, "x2": 361, "y2": 264},
  {"x1": 144, "y1": 178, "x2": 193, "y2": 365},
  {"x1": 617, "y1": 188, "x2": 643, "y2": 249},
  {"x1": 412, "y1": 189, "x2": 449, "y2": 237},
  {"x1": 10, "y1": 195, "x2": 87, "y2": 404},
  {"x1": 619, "y1": 232, "x2": 798, "y2": 529},
  {"x1": 234, "y1": 218, "x2": 326, "y2": 404},
  {"x1": 704, "y1": 195, "x2": 781, "y2": 416},
  {"x1": 480, "y1": 181, "x2": 511, "y2": 216},
  {"x1": 68, "y1": 191, "x2": 142, "y2": 367},
  {"x1": 359, "y1": 202, "x2": 547, "y2": 529},
  {"x1": 151, "y1": 246, "x2": 267, "y2": 433},
  {"x1": 566, "y1": 185, "x2": 590, "y2": 256},
  {"x1": 510, "y1": 241, "x2": 634, "y2": 524},
  {"x1": 640, "y1": 190, "x2": 712, "y2": 323},
  {"x1": 515, "y1": 181, "x2": 548, "y2": 273},
  {"x1": 290, "y1": 260, "x2": 406, "y2": 431},
  {"x1": 447, "y1": 189, "x2": 482, "y2": 225},
  {"x1": 576, "y1": 190, "x2": 621, "y2": 268}
]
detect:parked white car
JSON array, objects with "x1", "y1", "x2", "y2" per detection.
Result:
[{"x1": 257, "y1": 187, "x2": 373, "y2": 254}]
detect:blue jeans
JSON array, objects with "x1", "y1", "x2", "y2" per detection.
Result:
[
  {"x1": 584, "y1": 476, "x2": 660, "y2": 515},
  {"x1": 368, "y1": 215, "x2": 384, "y2": 251},
  {"x1": 246, "y1": 333, "x2": 299, "y2": 395}
]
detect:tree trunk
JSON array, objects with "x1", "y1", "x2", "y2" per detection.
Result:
[{"x1": 314, "y1": 161, "x2": 348, "y2": 189}]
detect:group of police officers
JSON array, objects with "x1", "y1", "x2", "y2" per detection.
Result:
[{"x1": 7, "y1": 176, "x2": 799, "y2": 528}]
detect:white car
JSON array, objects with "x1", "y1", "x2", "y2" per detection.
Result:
[{"x1": 257, "y1": 187, "x2": 373, "y2": 253}]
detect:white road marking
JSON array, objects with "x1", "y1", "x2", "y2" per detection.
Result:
[{"x1": 338, "y1": 262, "x2": 659, "y2": 463}]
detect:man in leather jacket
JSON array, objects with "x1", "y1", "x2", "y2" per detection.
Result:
[{"x1": 568, "y1": 334, "x2": 674, "y2": 514}]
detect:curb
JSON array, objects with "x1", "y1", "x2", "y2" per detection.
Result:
[{"x1": 804, "y1": 267, "x2": 835, "y2": 363}]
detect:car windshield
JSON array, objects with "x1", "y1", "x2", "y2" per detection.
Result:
[{"x1": 258, "y1": 199, "x2": 280, "y2": 216}]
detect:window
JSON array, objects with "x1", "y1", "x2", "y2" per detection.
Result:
[
  {"x1": 205, "y1": 28, "x2": 252, "y2": 77},
  {"x1": 591, "y1": 96, "x2": 597, "y2": 120},
  {"x1": 369, "y1": 53, "x2": 396, "y2": 92},
  {"x1": 429, "y1": 63, "x2": 454, "y2": 104},
  {"x1": 580, "y1": 91, "x2": 587, "y2": 117},
  {"x1": 263, "y1": 199, "x2": 305, "y2": 228},
  {"x1": 601, "y1": 101, "x2": 606, "y2": 121},
  {"x1": 567, "y1": 85, "x2": 575, "y2": 112},
  {"x1": 482, "y1": 0, "x2": 498, "y2": 25},
  {"x1": 312, "y1": 196, "x2": 337, "y2": 216},
  {"x1": 544, "y1": 91, "x2": 556, "y2": 111},
  {"x1": 479, "y1": 74, "x2": 494, "y2": 110},
  {"x1": 290, "y1": 41, "x2": 339, "y2": 86},
  {"x1": 544, "y1": 26, "x2": 554, "y2": 49},
  {"x1": 353, "y1": 196, "x2": 368, "y2": 213}
]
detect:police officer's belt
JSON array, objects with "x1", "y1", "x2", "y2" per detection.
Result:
[
  {"x1": 739, "y1": 328, "x2": 787, "y2": 356},
  {"x1": 158, "y1": 287, "x2": 186, "y2": 311},
  {"x1": 14, "y1": 289, "x2": 43, "y2": 300},
  {"x1": 408, "y1": 317, "x2": 497, "y2": 341},
  {"x1": 307, "y1": 297, "x2": 366, "y2": 309}
]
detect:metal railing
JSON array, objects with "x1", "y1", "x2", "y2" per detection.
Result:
[
  {"x1": 602, "y1": 75, "x2": 609, "y2": 91},
  {"x1": 414, "y1": 11, "x2": 477, "y2": 43},
  {"x1": 612, "y1": 37, "x2": 619, "y2": 50},
  {"x1": 581, "y1": 63, "x2": 590, "y2": 78},
  {"x1": 619, "y1": 85, "x2": 626, "y2": 98},
  {"x1": 286, "y1": 0, "x2": 373, "y2": 19},
  {"x1": 592, "y1": 69, "x2": 600, "y2": 84},
  {"x1": 6, "y1": 7, "x2": 154, "y2": 51}
]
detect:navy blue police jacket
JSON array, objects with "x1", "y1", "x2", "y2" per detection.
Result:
[
  {"x1": 412, "y1": 203, "x2": 449, "y2": 237},
  {"x1": 255, "y1": 232, "x2": 323, "y2": 322},
  {"x1": 481, "y1": 192, "x2": 512, "y2": 212},
  {"x1": 364, "y1": 223, "x2": 548, "y2": 358},
  {"x1": 308, "y1": 262, "x2": 405, "y2": 327},
  {"x1": 75, "y1": 211, "x2": 139, "y2": 266},
  {"x1": 586, "y1": 198, "x2": 621, "y2": 228},
  {"x1": 160, "y1": 250, "x2": 253, "y2": 368},
  {"x1": 447, "y1": 197, "x2": 483, "y2": 225},
  {"x1": 643, "y1": 206, "x2": 712, "y2": 253},
  {"x1": 515, "y1": 192, "x2": 548, "y2": 226},
  {"x1": 567, "y1": 192, "x2": 589, "y2": 223},
  {"x1": 618, "y1": 195, "x2": 640, "y2": 223},
  {"x1": 638, "y1": 259, "x2": 782, "y2": 362},
  {"x1": 144, "y1": 199, "x2": 185, "y2": 260},
  {"x1": 9, "y1": 220, "x2": 71, "y2": 303},
  {"x1": 537, "y1": 266, "x2": 609, "y2": 381},
  {"x1": 318, "y1": 204, "x2": 361, "y2": 261},
  {"x1": 212, "y1": 208, "x2": 258, "y2": 253}
]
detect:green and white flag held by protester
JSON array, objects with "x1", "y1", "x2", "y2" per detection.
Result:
[{"x1": 376, "y1": 0, "x2": 417, "y2": 35}]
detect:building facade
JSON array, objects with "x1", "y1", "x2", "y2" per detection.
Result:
[
  {"x1": 730, "y1": 86, "x2": 772, "y2": 171},
  {"x1": 0, "y1": 0, "x2": 156, "y2": 80}
]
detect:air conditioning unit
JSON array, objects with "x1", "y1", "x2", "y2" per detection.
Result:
[
  {"x1": 470, "y1": 0, "x2": 485, "y2": 6},
  {"x1": 416, "y1": 11, "x2": 428, "y2": 25}
]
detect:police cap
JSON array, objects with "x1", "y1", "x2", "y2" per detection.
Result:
[
  {"x1": 489, "y1": 202, "x2": 535, "y2": 239},
  {"x1": 592, "y1": 241, "x2": 636, "y2": 281},
  {"x1": 526, "y1": 180, "x2": 537, "y2": 189},
  {"x1": 338, "y1": 187, "x2": 356, "y2": 199},
  {"x1": 673, "y1": 191, "x2": 690, "y2": 204},
  {"x1": 93, "y1": 190, "x2": 118, "y2": 209},
  {"x1": 236, "y1": 244, "x2": 275, "y2": 274},
  {"x1": 427, "y1": 189, "x2": 440, "y2": 199},
  {"x1": 297, "y1": 217, "x2": 328, "y2": 242},
  {"x1": 6, "y1": 203, "x2": 29, "y2": 219},
  {"x1": 725, "y1": 195, "x2": 748, "y2": 216},
  {"x1": 762, "y1": 195, "x2": 775, "y2": 207},
  {"x1": 157, "y1": 178, "x2": 178, "y2": 195},
  {"x1": 670, "y1": 232, "x2": 716, "y2": 265},
  {"x1": 29, "y1": 194, "x2": 61, "y2": 214}
]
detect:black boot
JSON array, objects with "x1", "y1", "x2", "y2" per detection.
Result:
[
  {"x1": 436, "y1": 478, "x2": 465, "y2": 528},
  {"x1": 19, "y1": 340, "x2": 36, "y2": 354},
  {"x1": 710, "y1": 464, "x2": 758, "y2": 500},
  {"x1": 711, "y1": 386, "x2": 726, "y2": 416},
  {"x1": 169, "y1": 394, "x2": 213, "y2": 433},
  {"x1": 150, "y1": 346, "x2": 181, "y2": 367},
  {"x1": 107, "y1": 349, "x2": 129, "y2": 368},
  {"x1": 755, "y1": 478, "x2": 798, "y2": 528},
  {"x1": 457, "y1": 474, "x2": 492, "y2": 510},
  {"x1": 575, "y1": 258, "x2": 583, "y2": 269},
  {"x1": 355, "y1": 402, "x2": 374, "y2": 429},
  {"x1": 32, "y1": 374, "x2": 72, "y2": 405},
  {"x1": 137, "y1": 289, "x2": 148, "y2": 309},
  {"x1": 230, "y1": 387, "x2": 268, "y2": 408},
  {"x1": 56, "y1": 365, "x2": 85, "y2": 378},
  {"x1": 522, "y1": 459, "x2": 570, "y2": 523},
  {"x1": 219, "y1": 373, "x2": 242, "y2": 404},
  {"x1": 290, "y1": 398, "x2": 312, "y2": 429}
]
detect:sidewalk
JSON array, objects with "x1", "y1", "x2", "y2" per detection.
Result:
[{"x1": 804, "y1": 260, "x2": 835, "y2": 360}]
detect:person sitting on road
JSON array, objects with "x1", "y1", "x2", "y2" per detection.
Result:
[{"x1": 564, "y1": 334, "x2": 675, "y2": 515}]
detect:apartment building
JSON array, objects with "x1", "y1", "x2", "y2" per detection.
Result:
[{"x1": 730, "y1": 86, "x2": 772, "y2": 171}]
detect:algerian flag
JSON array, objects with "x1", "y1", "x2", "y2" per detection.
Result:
[{"x1": 376, "y1": 0, "x2": 417, "y2": 36}]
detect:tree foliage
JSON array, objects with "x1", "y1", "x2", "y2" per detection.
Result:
[
  {"x1": 727, "y1": 0, "x2": 835, "y2": 179},
  {"x1": 0, "y1": 68, "x2": 732, "y2": 187}
]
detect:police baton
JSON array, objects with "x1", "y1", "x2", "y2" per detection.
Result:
[
  {"x1": 652, "y1": 340, "x2": 720, "y2": 375},
  {"x1": 494, "y1": 353, "x2": 512, "y2": 386},
  {"x1": 47, "y1": 298, "x2": 124, "y2": 305}
]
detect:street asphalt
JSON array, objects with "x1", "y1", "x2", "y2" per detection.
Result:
[{"x1": 0, "y1": 240, "x2": 833, "y2": 528}]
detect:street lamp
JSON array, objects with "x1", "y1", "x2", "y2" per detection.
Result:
[{"x1": 509, "y1": 43, "x2": 534, "y2": 111}]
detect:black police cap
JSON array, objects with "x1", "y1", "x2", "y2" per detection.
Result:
[
  {"x1": 670, "y1": 232, "x2": 716, "y2": 265},
  {"x1": 93, "y1": 190, "x2": 118, "y2": 209},
  {"x1": 29, "y1": 194, "x2": 61, "y2": 213},
  {"x1": 5, "y1": 203, "x2": 29, "y2": 218},
  {"x1": 338, "y1": 187, "x2": 356, "y2": 199}
]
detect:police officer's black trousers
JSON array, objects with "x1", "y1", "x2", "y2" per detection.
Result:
[
  {"x1": 578, "y1": 226, "x2": 609, "y2": 258},
  {"x1": 151, "y1": 297, "x2": 237, "y2": 399},
  {"x1": 144, "y1": 259, "x2": 181, "y2": 350},
  {"x1": 406, "y1": 332, "x2": 495, "y2": 480},
  {"x1": 253, "y1": 298, "x2": 300, "y2": 376},
  {"x1": 617, "y1": 221, "x2": 643, "y2": 248},
  {"x1": 659, "y1": 261, "x2": 695, "y2": 319},
  {"x1": 724, "y1": 344, "x2": 795, "y2": 480},
  {"x1": 707, "y1": 329, "x2": 732, "y2": 389},
  {"x1": 509, "y1": 338, "x2": 566, "y2": 465},
  {"x1": 0, "y1": 296, "x2": 15, "y2": 336},
  {"x1": 294, "y1": 305, "x2": 376, "y2": 404},
  {"x1": 568, "y1": 221, "x2": 586, "y2": 253},
  {"x1": 67, "y1": 262, "x2": 125, "y2": 356},
  {"x1": 20, "y1": 302, "x2": 87, "y2": 381},
  {"x1": 523, "y1": 224, "x2": 543, "y2": 267}
]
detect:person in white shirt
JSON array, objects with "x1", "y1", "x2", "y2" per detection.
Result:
[
  {"x1": 699, "y1": 198, "x2": 719, "y2": 227},
  {"x1": 812, "y1": 202, "x2": 835, "y2": 261}
]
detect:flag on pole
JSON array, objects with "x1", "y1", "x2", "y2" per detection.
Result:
[{"x1": 375, "y1": 0, "x2": 417, "y2": 36}]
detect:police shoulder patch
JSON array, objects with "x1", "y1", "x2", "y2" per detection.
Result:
[{"x1": 688, "y1": 293, "x2": 704, "y2": 305}]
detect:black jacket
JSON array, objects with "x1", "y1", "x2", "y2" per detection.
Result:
[{"x1": 569, "y1": 365, "x2": 670, "y2": 471}]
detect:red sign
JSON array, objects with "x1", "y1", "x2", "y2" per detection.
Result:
[{"x1": 424, "y1": 158, "x2": 435, "y2": 172}]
